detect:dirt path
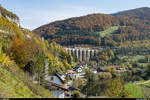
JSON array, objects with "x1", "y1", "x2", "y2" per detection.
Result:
[{"x1": 135, "y1": 80, "x2": 150, "y2": 85}]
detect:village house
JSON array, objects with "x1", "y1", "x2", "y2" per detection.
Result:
[
  {"x1": 49, "y1": 72, "x2": 81, "y2": 98},
  {"x1": 115, "y1": 65, "x2": 128, "y2": 71},
  {"x1": 47, "y1": 72, "x2": 67, "y2": 98},
  {"x1": 66, "y1": 70, "x2": 77, "y2": 79},
  {"x1": 48, "y1": 72, "x2": 80, "y2": 98},
  {"x1": 75, "y1": 72, "x2": 85, "y2": 78},
  {"x1": 74, "y1": 63, "x2": 89, "y2": 73},
  {"x1": 49, "y1": 72, "x2": 66, "y2": 86},
  {"x1": 74, "y1": 66, "x2": 83, "y2": 73}
]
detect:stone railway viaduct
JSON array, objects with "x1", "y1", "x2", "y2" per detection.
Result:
[{"x1": 64, "y1": 47, "x2": 101, "y2": 62}]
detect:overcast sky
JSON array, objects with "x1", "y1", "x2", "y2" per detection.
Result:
[{"x1": 0, "y1": 0, "x2": 150, "y2": 30}]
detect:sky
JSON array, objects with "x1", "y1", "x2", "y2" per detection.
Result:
[{"x1": 0, "y1": 0, "x2": 150, "y2": 30}]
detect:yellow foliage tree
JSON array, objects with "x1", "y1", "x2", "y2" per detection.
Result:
[
  {"x1": 0, "y1": 44, "x2": 11, "y2": 66},
  {"x1": 10, "y1": 37, "x2": 38, "y2": 68},
  {"x1": 105, "y1": 78, "x2": 130, "y2": 98}
]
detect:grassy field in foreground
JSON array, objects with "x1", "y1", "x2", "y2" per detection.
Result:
[
  {"x1": 125, "y1": 83, "x2": 145, "y2": 98},
  {"x1": 0, "y1": 65, "x2": 55, "y2": 98},
  {"x1": 0, "y1": 67, "x2": 39, "y2": 98}
]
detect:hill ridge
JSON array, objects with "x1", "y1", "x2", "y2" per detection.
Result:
[{"x1": 33, "y1": 7, "x2": 150, "y2": 47}]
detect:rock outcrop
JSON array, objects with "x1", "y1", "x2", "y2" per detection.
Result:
[
  {"x1": 5, "y1": 15, "x2": 20, "y2": 26},
  {"x1": 0, "y1": 5, "x2": 20, "y2": 26}
]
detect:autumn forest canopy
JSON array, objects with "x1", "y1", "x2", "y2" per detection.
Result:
[
  {"x1": 1, "y1": 4, "x2": 150, "y2": 98},
  {"x1": 34, "y1": 7, "x2": 150, "y2": 48}
]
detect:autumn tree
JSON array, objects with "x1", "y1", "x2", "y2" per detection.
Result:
[
  {"x1": 104, "y1": 78, "x2": 130, "y2": 98},
  {"x1": 10, "y1": 37, "x2": 39, "y2": 68}
]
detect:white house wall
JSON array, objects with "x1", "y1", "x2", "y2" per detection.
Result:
[{"x1": 50, "y1": 76, "x2": 62, "y2": 85}]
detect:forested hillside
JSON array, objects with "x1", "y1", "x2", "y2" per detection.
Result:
[
  {"x1": 112, "y1": 7, "x2": 150, "y2": 24},
  {"x1": 33, "y1": 7, "x2": 150, "y2": 47},
  {"x1": 0, "y1": 5, "x2": 74, "y2": 98}
]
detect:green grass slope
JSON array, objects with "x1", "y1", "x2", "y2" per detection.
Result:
[
  {"x1": 0, "y1": 62, "x2": 55, "y2": 98},
  {"x1": 125, "y1": 83, "x2": 145, "y2": 98},
  {"x1": 97, "y1": 26, "x2": 119, "y2": 38},
  {"x1": 0, "y1": 67, "x2": 39, "y2": 98}
]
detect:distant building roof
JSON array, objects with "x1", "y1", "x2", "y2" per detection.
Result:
[
  {"x1": 74, "y1": 66, "x2": 81, "y2": 70},
  {"x1": 66, "y1": 70, "x2": 76, "y2": 74}
]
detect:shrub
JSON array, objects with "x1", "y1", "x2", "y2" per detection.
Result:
[
  {"x1": 105, "y1": 78, "x2": 130, "y2": 98},
  {"x1": 72, "y1": 91, "x2": 80, "y2": 98},
  {"x1": 98, "y1": 72, "x2": 112, "y2": 80}
]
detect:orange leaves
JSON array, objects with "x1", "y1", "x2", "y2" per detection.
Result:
[
  {"x1": 10, "y1": 37, "x2": 36, "y2": 68},
  {"x1": 105, "y1": 66, "x2": 115, "y2": 73},
  {"x1": 12, "y1": 36, "x2": 23, "y2": 47}
]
